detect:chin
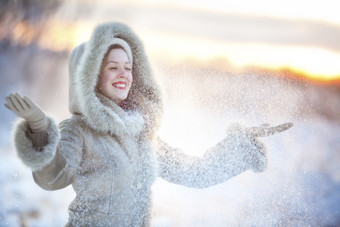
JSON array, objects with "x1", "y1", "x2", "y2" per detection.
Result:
[{"x1": 114, "y1": 96, "x2": 127, "y2": 104}]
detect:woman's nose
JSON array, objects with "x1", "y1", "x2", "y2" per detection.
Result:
[{"x1": 118, "y1": 68, "x2": 128, "y2": 77}]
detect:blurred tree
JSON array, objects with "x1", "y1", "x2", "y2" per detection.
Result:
[
  {"x1": 0, "y1": 0, "x2": 67, "y2": 106},
  {"x1": 0, "y1": 0, "x2": 63, "y2": 46}
]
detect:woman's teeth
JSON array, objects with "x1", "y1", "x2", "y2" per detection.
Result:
[{"x1": 113, "y1": 82, "x2": 126, "y2": 88}]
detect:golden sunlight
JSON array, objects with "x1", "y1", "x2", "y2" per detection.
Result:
[
  {"x1": 12, "y1": 22, "x2": 36, "y2": 45},
  {"x1": 142, "y1": 31, "x2": 340, "y2": 81},
  {"x1": 8, "y1": 19, "x2": 94, "y2": 51},
  {"x1": 39, "y1": 20, "x2": 94, "y2": 51},
  {"x1": 33, "y1": 22, "x2": 340, "y2": 82},
  {"x1": 140, "y1": 0, "x2": 340, "y2": 25}
]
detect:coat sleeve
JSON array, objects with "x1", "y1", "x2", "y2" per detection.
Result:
[
  {"x1": 13, "y1": 116, "x2": 84, "y2": 190},
  {"x1": 156, "y1": 123, "x2": 268, "y2": 189}
]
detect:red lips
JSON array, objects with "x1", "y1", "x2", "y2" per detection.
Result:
[{"x1": 112, "y1": 81, "x2": 127, "y2": 89}]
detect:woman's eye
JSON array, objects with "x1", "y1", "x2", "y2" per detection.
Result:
[
  {"x1": 110, "y1": 67, "x2": 118, "y2": 70},
  {"x1": 125, "y1": 68, "x2": 131, "y2": 71}
]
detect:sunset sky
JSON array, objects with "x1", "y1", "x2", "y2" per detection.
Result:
[{"x1": 11, "y1": 0, "x2": 340, "y2": 81}]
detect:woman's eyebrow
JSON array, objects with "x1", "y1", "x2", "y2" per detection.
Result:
[
  {"x1": 106, "y1": 61, "x2": 118, "y2": 64},
  {"x1": 106, "y1": 61, "x2": 131, "y2": 65}
]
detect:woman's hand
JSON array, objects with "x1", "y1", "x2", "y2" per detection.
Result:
[
  {"x1": 5, "y1": 93, "x2": 48, "y2": 133},
  {"x1": 246, "y1": 122, "x2": 293, "y2": 138}
]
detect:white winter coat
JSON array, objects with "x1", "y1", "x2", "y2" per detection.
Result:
[{"x1": 13, "y1": 22, "x2": 267, "y2": 226}]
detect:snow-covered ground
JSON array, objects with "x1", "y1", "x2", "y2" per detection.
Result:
[{"x1": 0, "y1": 43, "x2": 339, "y2": 226}]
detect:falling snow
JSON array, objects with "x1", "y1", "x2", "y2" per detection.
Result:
[{"x1": 1, "y1": 40, "x2": 340, "y2": 227}]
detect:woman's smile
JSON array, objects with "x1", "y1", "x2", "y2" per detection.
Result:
[
  {"x1": 97, "y1": 48, "x2": 133, "y2": 104},
  {"x1": 112, "y1": 81, "x2": 127, "y2": 89}
]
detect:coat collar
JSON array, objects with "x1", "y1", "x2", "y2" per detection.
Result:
[{"x1": 81, "y1": 92, "x2": 144, "y2": 137}]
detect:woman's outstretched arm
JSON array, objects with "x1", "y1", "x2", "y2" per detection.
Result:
[
  {"x1": 5, "y1": 93, "x2": 83, "y2": 190},
  {"x1": 156, "y1": 122, "x2": 292, "y2": 189}
]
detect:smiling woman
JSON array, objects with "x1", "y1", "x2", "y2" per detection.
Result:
[
  {"x1": 96, "y1": 43, "x2": 133, "y2": 105},
  {"x1": 1, "y1": 1, "x2": 339, "y2": 226},
  {"x1": 4, "y1": 21, "x2": 293, "y2": 226}
]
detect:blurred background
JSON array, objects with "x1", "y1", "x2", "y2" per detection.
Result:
[{"x1": 0, "y1": 0, "x2": 339, "y2": 226}]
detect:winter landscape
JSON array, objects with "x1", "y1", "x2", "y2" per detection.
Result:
[{"x1": 1, "y1": 0, "x2": 340, "y2": 226}]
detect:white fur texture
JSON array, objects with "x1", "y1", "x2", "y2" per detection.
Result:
[
  {"x1": 13, "y1": 116, "x2": 60, "y2": 171},
  {"x1": 157, "y1": 122, "x2": 268, "y2": 189},
  {"x1": 68, "y1": 22, "x2": 163, "y2": 137}
]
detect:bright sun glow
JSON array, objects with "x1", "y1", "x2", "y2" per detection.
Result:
[
  {"x1": 158, "y1": 108, "x2": 226, "y2": 156},
  {"x1": 140, "y1": 0, "x2": 340, "y2": 25},
  {"x1": 142, "y1": 31, "x2": 340, "y2": 80},
  {"x1": 8, "y1": 0, "x2": 340, "y2": 82},
  {"x1": 39, "y1": 20, "x2": 94, "y2": 51}
]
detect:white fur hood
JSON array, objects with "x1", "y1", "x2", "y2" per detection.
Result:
[{"x1": 68, "y1": 22, "x2": 163, "y2": 137}]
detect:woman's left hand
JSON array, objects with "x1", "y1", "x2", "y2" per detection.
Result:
[{"x1": 246, "y1": 122, "x2": 293, "y2": 138}]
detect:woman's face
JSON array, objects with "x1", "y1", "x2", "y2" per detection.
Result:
[{"x1": 97, "y1": 48, "x2": 133, "y2": 104}]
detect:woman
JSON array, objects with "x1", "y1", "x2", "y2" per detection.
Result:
[{"x1": 5, "y1": 22, "x2": 292, "y2": 226}]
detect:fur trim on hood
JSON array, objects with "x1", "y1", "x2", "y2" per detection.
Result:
[{"x1": 68, "y1": 22, "x2": 163, "y2": 138}]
